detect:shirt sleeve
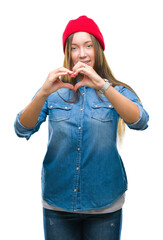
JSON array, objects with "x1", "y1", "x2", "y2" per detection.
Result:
[
  {"x1": 14, "y1": 94, "x2": 48, "y2": 140},
  {"x1": 116, "y1": 86, "x2": 149, "y2": 130}
]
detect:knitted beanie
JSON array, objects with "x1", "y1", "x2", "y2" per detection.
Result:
[{"x1": 62, "y1": 15, "x2": 105, "y2": 52}]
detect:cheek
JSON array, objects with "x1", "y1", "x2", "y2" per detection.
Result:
[{"x1": 71, "y1": 52, "x2": 78, "y2": 65}]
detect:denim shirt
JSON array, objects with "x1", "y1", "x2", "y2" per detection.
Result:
[{"x1": 14, "y1": 85, "x2": 149, "y2": 212}]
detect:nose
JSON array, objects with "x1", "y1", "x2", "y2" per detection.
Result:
[{"x1": 79, "y1": 47, "x2": 86, "y2": 58}]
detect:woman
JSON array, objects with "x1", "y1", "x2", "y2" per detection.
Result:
[{"x1": 14, "y1": 15, "x2": 149, "y2": 240}]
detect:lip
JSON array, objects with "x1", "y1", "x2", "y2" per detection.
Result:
[{"x1": 81, "y1": 60, "x2": 91, "y2": 65}]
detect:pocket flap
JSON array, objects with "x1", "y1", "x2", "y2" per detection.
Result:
[
  {"x1": 48, "y1": 102, "x2": 72, "y2": 110},
  {"x1": 91, "y1": 102, "x2": 114, "y2": 109}
]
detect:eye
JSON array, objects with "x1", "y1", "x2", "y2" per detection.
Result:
[
  {"x1": 87, "y1": 44, "x2": 93, "y2": 48},
  {"x1": 71, "y1": 46, "x2": 77, "y2": 51}
]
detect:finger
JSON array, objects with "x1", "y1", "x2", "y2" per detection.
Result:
[
  {"x1": 62, "y1": 83, "x2": 75, "y2": 90},
  {"x1": 67, "y1": 72, "x2": 76, "y2": 78},
  {"x1": 73, "y1": 67, "x2": 87, "y2": 77},
  {"x1": 74, "y1": 81, "x2": 86, "y2": 92},
  {"x1": 56, "y1": 71, "x2": 71, "y2": 80},
  {"x1": 72, "y1": 62, "x2": 81, "y2": 72},
  {"x1": 56, "y1": 78, "x2": 75, "y2": 90},
  {"x1": 72, "y1": 61, "x2": 87, "y2": 72},
  {"x1": 54, "y1": 68, "x2": 73, "y2": 77},
  {"x1": 57, "y1": 67, "x2": 73, "y2": 73}
]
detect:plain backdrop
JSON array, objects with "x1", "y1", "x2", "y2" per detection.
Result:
[{"x1": 0, "y1": 0, "x2": 162, "y2": 239}]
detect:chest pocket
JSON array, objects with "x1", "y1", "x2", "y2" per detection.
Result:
[
  {"x1": 91, "y1": 102, "x2": 114, "y2": 122},
  {"x1": 48, "y1": 102, "x2": 72, "y2": 121}
]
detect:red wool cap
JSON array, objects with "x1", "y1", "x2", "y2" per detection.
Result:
[{"x1": 62, "y1": 15, "x2": 105, "y2": 53}]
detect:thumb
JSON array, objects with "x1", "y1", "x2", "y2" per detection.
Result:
[{"x1": 74, "y1": 80, "x2": 86, "y2": 92}]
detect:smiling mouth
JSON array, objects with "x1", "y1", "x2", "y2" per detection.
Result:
[{"x1": 81, "y1": 60, "x2": 91, "y2": 65}]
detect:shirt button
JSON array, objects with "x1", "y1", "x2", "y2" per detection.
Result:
[
  {"x1": 74, "y1": 189, "x2": 77, "y2": 192},
  {"x1": 109, "y1": 105, "x2": 112, "y2": 108},
  {"x1": 80, "y1": 108, "x2": 83, "y2": 111},
  {"x1": 50, "y1": 105, "x2": 53, "y2": 109},
  {"x1": 78, "y1": 127, "x2": 81, "y2": 130},
  {"x1": 76, "y1": 167, "x2": 79, "y2": 171},
  {"x1": 65, "y1": 107, "x2": 68, "y2": 109},
  {"x1": 77, "y1": 148, "x2": 80, "y2": 151},
  {"x1": 83, "y1": 92, "x2": 85, "y2": 95}
]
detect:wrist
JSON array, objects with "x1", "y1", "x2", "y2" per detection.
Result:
[
  {"x1": 96, "y1": 78, "x2": 106, "y2": 90},
  {"x1": 98, "y1": 79, "x2": 112, "y2": 94},
  {"x1": 38, "y1": 88, "x2": 50, "y2": 99}
]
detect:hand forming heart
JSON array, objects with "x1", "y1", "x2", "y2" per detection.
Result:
[
  {"x1": 41, "y1": 63, "x2": 105, "y2": 97},
  {"x1": 67, "y1": 62, "x2": 105, "y2": 92}
]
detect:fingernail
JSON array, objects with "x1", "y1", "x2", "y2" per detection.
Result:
[{"x1": 71, "y1": 74, "x2": 76, "y2": 78}]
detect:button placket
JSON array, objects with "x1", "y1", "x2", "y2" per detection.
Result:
[{"x1": 72, "y1": 87, "x2": 86, "y2": 210}]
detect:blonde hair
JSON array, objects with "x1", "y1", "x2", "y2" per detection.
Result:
[{"x1": 62, "y1": 33, "x2": 140, "y2": 142}]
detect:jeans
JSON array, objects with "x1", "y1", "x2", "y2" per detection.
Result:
[{"x1": 43, "y1": 208, "x2": 122, "y2": 240}]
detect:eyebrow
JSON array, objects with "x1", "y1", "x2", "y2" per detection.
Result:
[{"x1": 71, "y1": 40, "x2": 92, "y2": 45}]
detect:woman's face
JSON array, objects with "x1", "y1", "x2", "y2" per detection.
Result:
[{"x1": 71, "y1": 32, "x2": 95, "y2": 68}]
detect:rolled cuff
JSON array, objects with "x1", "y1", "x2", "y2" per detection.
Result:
[
  {"x1": 14, "y1": 112, "x2": 35, "y2": 140},
  {"x1": 125, "y1": 103, "x2": 149, "y2": 130}
]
